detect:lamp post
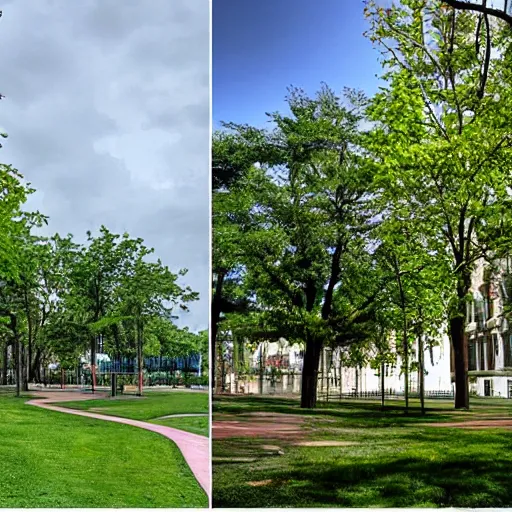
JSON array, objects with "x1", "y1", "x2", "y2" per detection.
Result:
[{"x1": 443, "y1": 0, "x2": 512, "y2": 26}]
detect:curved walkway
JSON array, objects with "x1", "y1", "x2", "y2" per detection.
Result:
[{"x1": 26, "y1": 391, "x2": 210, "y2": 500}]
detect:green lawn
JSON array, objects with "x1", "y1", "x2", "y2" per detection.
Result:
[
  {"x1": 0, "y1": 391, "x2": 207, "y2": 507},
  {"x1": 59, "y1": 391, "x2": 209, "y2": 437},
  {"x1": 213, "y1": 395, "x2": 512, "y2": 508},
  {"x1": 153, "y1": 416, "x2": 209, "y2": 437}
]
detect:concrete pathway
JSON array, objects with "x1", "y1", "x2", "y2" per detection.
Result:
[{"x1": 26, "y1": 391, "x2": 210, "y2": 501}]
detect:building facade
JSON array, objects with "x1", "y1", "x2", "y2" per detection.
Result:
[
  {"x1": 219, "y1": 258, "x2": 512, "y2": 399},
  {"x1": 463, "y1": 258, "x2": 512, "y2": 398}
]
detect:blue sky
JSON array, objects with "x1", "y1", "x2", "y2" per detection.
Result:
[{"x1": 213, "y1": 0, "x2": 386, "y2": 129}]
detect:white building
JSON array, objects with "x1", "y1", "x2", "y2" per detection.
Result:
[
  {"x1": 221, "y1": 257, "x2": 512, "y2": 399},
  {"x1": 242, "y1": 334, "x2": 453, "y2": 398},
  {"x1": 463, "y1": 258, "x2": 512, "y2": 398}
]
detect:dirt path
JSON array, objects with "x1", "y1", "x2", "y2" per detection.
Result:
[
  {"x1": 426, "y1": 418, "x2": 512, "y2": 429},
  {"x1": 213, "y1": 412, "x2": 309, "y2": 440},
  {"x1": 26, "y1": 390, "x2": 210, "y2": 501}
]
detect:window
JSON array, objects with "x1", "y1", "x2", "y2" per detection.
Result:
[
  {"x1": 475, "y1": 297, "x2": 487, "y2": 330},
  {"x1": 483, "y1": 271, "x2": 495, "y2": 319},
  {"x1": 468, "y1": 340, "x2": 477, "y2": 371},
  {"x1": 484, "y1": 379, "x2": 492, "y2": 397},
  {"x1": 487, "y1": 334, "x2": 496, "y2": 371},
  {"x1": 505, "y1": 333, "x2": 512, "y2": 367},
  {"x1": 478, "y1": 336, "x2": 487, "y2": 371}
]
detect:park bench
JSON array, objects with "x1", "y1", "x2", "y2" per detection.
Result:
[{"x1": 122, "y1": 385, "x2": 138, "y2": 394}]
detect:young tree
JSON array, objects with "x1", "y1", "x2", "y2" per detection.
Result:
[
  {"x1": 365, "y1": 0, "x2": 512, "y2": 408},
  {"x1": 116, "y1": 250, "x2": 198, "y2": 395}
]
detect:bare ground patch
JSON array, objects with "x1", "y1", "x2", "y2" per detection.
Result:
[
  {"x1": 213, "y1": 421, "x2": 306, "y2": 440},
  {"x1": 247, "y1": 479, "x2": 273, "y2": 487},
  {"x1": 213, "y1": 412, "x2": 310, "y2": 440},
  {"x1": 292, "y1": 440, "x2": 359, "y2": 447},
  {"x1": 261, "y1": 444, "x2": 282, "y2": 451},
  {"x1": 213, "y1": 457, "x2": 259, "y2": 463},
  {"x1": 425, "y1": 418, "x2": 512, "y2": 429}
]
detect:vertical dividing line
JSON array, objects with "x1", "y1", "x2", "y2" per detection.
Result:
[{"x1": 208, "y1": 0, "x2": 213, "y2": 506}]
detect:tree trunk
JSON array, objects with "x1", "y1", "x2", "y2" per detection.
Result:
[
  {"x1": 1, "y1": 342, "x2": 8, "y2": 385},
  {"x1": 451, "y1": 315, "x2": 469, "y2": 409},
  {"x1": 137, "y1": 319, "x2": 144, "y2": 396},
  {"x1": 381, "y1": 360, "x2": 385, "y2": 409},
  {"x1": 27, "y1": 337, "x2": 33, "y2": 382},
  {"x1": 9, "y1": 313, "x2": 21, "y2": 397},
  {"x1": 26, "y1": 301, "x2": 33, "y2": 383},
  {"x1": 15, "y1": 339, "x2": 21, "y2": 398},
  {"x1": 393, "y1": 255, "x2": 409, "y2": 413},
  {"x1": 22, "y1": 344, "x2": 29, "y2": 392},
  {"x1": 319, "y1": 349, "x2": 325, "y2": 394},
  {"x1": 233, "y1": 334, "x2": 239, "y2": 394},
  {"x1": 419, "y1": 333, "x2": 425, "y2": 415},
  {"x1": 403, "y1": 332, "x2": 409, "y2": 413},
  {"x1": 32, "y1": 349, "x2": 42, "y2": 383},
  {"x1": 339, "y1": 356, "x2": 343, "y2": 400},
  {"x1": 91, "y1": 336, "x2": 96, "y2": 394},
  {"x1": 211, "y1": 271, "x2": 226, "y2": 391},
  {"x1": 300, "y1": 336, "x2": 322, "y2": 408},
  {"x1": 22, "y1": 287, "x2": 34, "y2": 383},
  {"x1": 258, "y1": 344, "x2": 264, "y2": 395},
  {"x1": 326, "y1": 362, "x2": 330, "y2": 402}
]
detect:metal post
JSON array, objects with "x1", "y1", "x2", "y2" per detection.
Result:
[{"x1": 111, "y1": 373, "x2": 117, "y2": 397}]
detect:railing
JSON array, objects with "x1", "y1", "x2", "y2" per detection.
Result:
[
  {"x1": 318, "y1": 389, "x2": 455, "y2": 401},
  {"x1": 0, "y1": 368, "x2": 208, "y2": 389}
]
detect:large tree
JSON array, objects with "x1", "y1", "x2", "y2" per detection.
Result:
[{"x1": 213, "y1": 85, "x2": 377, "y2": 408}]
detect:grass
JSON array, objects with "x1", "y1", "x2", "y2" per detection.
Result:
[
  {"x1": 213, "y1": 394, "x2": 512, "y2": 508},
  {"x1": 153, "y1": 416, "x2": 209, "y2": 437},
  {"x1": 59, "y1": 390, "x2": 209, "y2": 437},
  {"x1": 0, "y1": 391, "x2": 208, "y2": 507}
]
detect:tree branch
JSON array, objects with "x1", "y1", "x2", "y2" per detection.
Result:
[{"x1": 443, "y1": 0, "x2": 512, "y2": 26}]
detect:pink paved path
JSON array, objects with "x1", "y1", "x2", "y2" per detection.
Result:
[{"x1": 26, "y1": 391, "x2": 210, "y2": 501}]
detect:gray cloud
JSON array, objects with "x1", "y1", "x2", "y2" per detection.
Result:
[{"x1": 0, "y1": 0, "x2": 210, "y2": 332}]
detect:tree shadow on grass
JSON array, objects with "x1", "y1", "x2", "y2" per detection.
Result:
[
  {"x1": 214, "y1": 452, "x2": 512, "y2": 508},
  {"x1": 213, "y1": 428, "x2": 512, "y2": 508}
]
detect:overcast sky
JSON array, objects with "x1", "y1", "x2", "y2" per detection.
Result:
[{"x1": 0, "y1": 0, "x2": 210, "y2": 332}]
